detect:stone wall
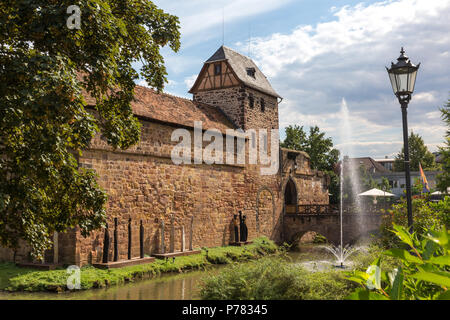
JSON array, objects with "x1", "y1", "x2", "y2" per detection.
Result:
[
  {"x1": 193, "y1": 85, "x2": 279, "y2": 132},
  {"x1": 71, "y1": 117, "x2": 285, "y2": 266},
  {"x1": 0, "y1": 108, "x2": 330, "y2": 267}
]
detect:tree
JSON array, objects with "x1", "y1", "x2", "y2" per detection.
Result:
[
  {"x1": 281, "y1": 125, "x2": 340, "y2": 203},
  {"x1": 437, "y1": 97, "x2": 450, "y2": 192},
  {"x1": 0, "y1": 1, "x2": 180, "y2": 260},
  {"x1": 393, "y1": 132, "x2": 436, "y2": 172}
]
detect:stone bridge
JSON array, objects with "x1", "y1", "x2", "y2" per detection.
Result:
[{"x1": 282, "y1": 212, "x2": 385, "y2": 245}]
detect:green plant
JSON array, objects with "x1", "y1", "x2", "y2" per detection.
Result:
[
  {"x1": 345, "y1": 224, "x2": 450, "y2": 300},
  {"x1": 378, "y1": 197, "x2": 450, "y2": 248},
  {"x1": 200, "y1": 255, "x2": 356, "y2": 300},
  {"x1": 313, "y1": 233, "x2": 328, "y2": 244}
]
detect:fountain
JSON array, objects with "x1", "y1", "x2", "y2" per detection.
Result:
[{"x1": 323, "y1": 99, "x2": 363, "y2": 268}]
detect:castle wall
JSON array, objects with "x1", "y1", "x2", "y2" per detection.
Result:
[
  {"x1": 0, "y1": 118, "x2": 329, "y2": 266},
  {"x1": 72, "y1": 120, "x2": 284, "y2": 266}
]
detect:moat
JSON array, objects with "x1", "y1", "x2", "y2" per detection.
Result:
[{"x1": 0, "y1": 248, "x2": 346, "y2": 300}]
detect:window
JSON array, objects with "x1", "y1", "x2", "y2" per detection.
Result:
[
  {"x1": 214, "y1": 64, "x2": 221, "y2": 75},
  {"x1": 251, "y1": 132, "x2": 256, "y2": 148},
  {"x1": 246, "y1": 67, "x2": 255, "y2": 78},
  {"x1": 249, "y1": 94, "x2": 254, "y2": 108},
  {"x1": 260, "y1": 98, "x2": 265, "y2": 112}
]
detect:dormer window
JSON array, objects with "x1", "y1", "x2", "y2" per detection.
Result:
[
  {"x1": 214, "y1": 64, "x2": 222, "y2": 75},
  {"x1": 246, "y1": 67, "x2": 256, "y2": 78}
]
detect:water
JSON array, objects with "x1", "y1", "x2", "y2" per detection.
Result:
[
  {"x1": 0, "y1": 249, "x2": 354, "y2": 300},
  {"x1": 323, "y1": 99, "x2": 364, "y2": 267},
  {"x1": 0, "y1": 268, "x2": 219, "y2": 300}
]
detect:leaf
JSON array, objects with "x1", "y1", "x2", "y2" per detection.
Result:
[
  {"x1": 366, "y1": 263, "x2": 381, "y2": 290},
  {"x1": 422, "y1": 239, "x2": 439, "y2": 261},
  {"x1": 410, "y1": 270, "x2": 450, "y2": 287},
  {"x1": 436, "y1": 290, "x2": 450, "y2": 300},
  {"x1": 383, "y1": 248, "x2": 422, "y2": 264},
  {"x1": 392, "y1": 224, "x2": 415, "y2": 249},
  {"x1": 426, "y1": 228, "x2": 450, "y2": 251},
  {"x1": 345, "y1": 288, "x2": 389, "y2": 300},
  {"x1": 428, "y1": 255, "x2": 450, "y2": 266},
  {"x1": 389, "y1": 267, "x2": 404, "y2": 300}
]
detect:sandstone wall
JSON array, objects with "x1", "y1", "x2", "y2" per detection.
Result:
[{"x1": 72, "y1": 119, "x2": 283, "y2": 265}]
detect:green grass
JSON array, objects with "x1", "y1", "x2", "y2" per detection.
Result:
[
  {"x1": 0, "y1": 237, "x2": 278, "y2": 292},
  {"x1": 199, "y1": 255, "x2": 358, "y2": 300}
]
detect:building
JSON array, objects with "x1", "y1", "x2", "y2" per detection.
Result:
[
  {"x1": 0, "y1": 46, "x2": 329, "y2": 266},
  {"x1": 372, "y1": 170, "x2": 442, "y2": 197},
  {"x1": 374, "y1": 157, "x2": 395, "y2": 172},
  {"x1": 338, "y1": 156, "x2": 390, "y2": 175}
]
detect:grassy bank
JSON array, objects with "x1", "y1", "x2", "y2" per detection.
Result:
[{"x1": 0, "y1": 237, "x2": 278, "y2": 293}]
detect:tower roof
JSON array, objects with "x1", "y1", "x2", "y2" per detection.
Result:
[{"x1": 202, "y1": 45, "x2": 281, "y2": 98}]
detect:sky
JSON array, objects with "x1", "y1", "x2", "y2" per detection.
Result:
[{"x1": 140, "y1": 0, "x2": 450, "y2": 159}]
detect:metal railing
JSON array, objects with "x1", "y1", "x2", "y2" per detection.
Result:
[
  {"x1": 285, "y1": 204, "x2": 337, "y2": 215},
  {"x1": 285, "y1": 204, "x2": 387, "y2": 215}
]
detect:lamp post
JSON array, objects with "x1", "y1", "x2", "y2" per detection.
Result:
[{"x1": 386, "y1": 48, "x2": 420, "y2": 231}]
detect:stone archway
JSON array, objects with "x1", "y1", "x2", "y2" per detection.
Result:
[
  {"x1": 256, "y1": 187, "x2": 275, "y2": 236},
  {"x1": 284, "y1": 178, "x2": 298, "y2": 214}
]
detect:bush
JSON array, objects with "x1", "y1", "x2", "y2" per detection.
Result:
[
  {"x1": 378, "y1": 197, "x2": 450, "y2": 248},
  {"x1": 346, "y1": 224, "x2": 450, "y2": 300},
  {"x1": 199, "y1": 256, "x2": 357, "y2": 300}
]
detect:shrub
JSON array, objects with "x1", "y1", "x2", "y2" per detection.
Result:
[
  {"x1": 199, "y1": 256, "x2": 356, "y2": 300},
  {"x1": 378, "y1": 197, "x2": 450, "y2": 248},
  {"x1": 346, "y1": 224, "x2": 450, "y2": 300}
]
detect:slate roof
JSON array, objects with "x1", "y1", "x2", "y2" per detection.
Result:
[
  {"x1": 83, "y1": 85, "x2": 236, "y2": 132},
  {"x1": 203, "y1": 45, "x2": 281, "y2": 98}
]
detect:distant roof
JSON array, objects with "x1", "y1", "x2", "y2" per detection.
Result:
[
  {"x1": 343, "y1": 157, "x2": 390, "y2": 174},
  {"x1": 203, "y1": 46, "x2": 281, "y2": 98},
  {"x1": 374, "y1": 158, "x2": 395, "y2": 163},
  {"x1": 83, "y1": 85, "x2": 236, "y2": 132}
]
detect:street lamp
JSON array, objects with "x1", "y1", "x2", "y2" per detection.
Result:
[{"x1": 386, "y1": 48, "x2": 420, "y2": 231}]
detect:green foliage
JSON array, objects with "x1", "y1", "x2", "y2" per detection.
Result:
[
  {"x1": 378, "y1": 197, "x2": 450, "y2": 248},
  {"x1": 0, "y1": 1, "x2": 180, "y2": 260},
  {"x1": 0, "y1": 237, "x2": 277, "y2": 292},
  {"x1": 199, "y1": 256, "x2": 356, "y2": 300},
  {"x1": 360, "y1": 167, "x2": 392, "y2": 193},
  {"x1": 346, "y1": 224, "x2": 450, "y2": 300},
  {"x1": 281, "y1": 125, "x2": 340, "y2": 203},
  {"x1": 437, "y1": 98, "x2": 450, "y2": 192},
  {"x1": 393, "y1": 132, "x2": 436, "y2": 172},
  {"x1": 313, "y1": 233, "x2": 328, "y2": 244}
]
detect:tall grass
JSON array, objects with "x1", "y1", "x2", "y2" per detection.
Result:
[{"x1": 199, "y1": 256, "x2": 358, "y2": 300}]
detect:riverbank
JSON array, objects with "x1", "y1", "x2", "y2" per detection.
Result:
[{"x1": 0, "y1": 237, "x2": 278, "y2": 293}]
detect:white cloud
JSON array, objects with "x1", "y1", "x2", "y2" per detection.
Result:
[
  {"x1": 414, "y1": 91, "x2": 438, "y2": 104},
  {"x1": 153, "y1": 0, "x2": 293, "y2": 47},
  {"x1": 425, "y1": 111, "x2": 441, "y2": 120},
  {"x1": 184, "y1": 74, "x2": 198, "y2": 90},
  {"x1": 236, "y1": 0, "x2": 450, "y2": 158}
]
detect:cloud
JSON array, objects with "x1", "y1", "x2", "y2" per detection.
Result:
[
  {"x1": 235, "y1": 0, "x2": 450, "y2": 157},
  {"x1": 184, "y1": 74, "x2": 198, "y2": 90},
  {"x1": 153, "y1": 0, "x2": 293, "y2": 47}
]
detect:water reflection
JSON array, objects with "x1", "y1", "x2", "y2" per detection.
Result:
[{"x1": 0, "y1": 268, "x2": 218, "y2": 300}]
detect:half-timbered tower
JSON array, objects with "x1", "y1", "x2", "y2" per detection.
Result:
[{"x1": 190, "y1": 46, "x2": 281, "y2": 132}]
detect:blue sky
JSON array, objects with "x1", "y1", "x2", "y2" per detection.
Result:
[{"x1": 140, "y1": 0, "x2": 450, "y2": 159}]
